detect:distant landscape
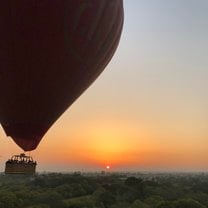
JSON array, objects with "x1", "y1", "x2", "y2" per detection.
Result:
[{"x1": 0, "y1": 172, "x2": 208, "y2": 208}]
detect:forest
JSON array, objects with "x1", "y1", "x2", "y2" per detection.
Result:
[{"x1": 0, "y1": 172, "x2": 208, "y2": 208}]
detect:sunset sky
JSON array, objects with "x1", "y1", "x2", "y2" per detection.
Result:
[{"x1": 1, "y1": 0, "x2": 208, "y2": 172}]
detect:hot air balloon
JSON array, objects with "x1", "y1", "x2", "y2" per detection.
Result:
[{"x1": 0, "y1": 0, "x2": 124, "y2": 151}]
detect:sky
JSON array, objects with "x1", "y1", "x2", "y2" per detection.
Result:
[{"x1": 1, "y1": 0, "x2": 208, "y2": 172}]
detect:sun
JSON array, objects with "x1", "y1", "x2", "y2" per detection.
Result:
[{"x1": 106, "y1": 165, "x2": 110, "y2": 170}]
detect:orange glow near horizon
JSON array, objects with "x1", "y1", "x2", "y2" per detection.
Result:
[
  {"x1": 2, "y1": 117, "x2": 208, "y2": 171},
  {"x1": 21, "y1": 116, "x2": 208, "y2": 172},
  {"x1": 1, "y1": 116, "x2": 208, "y2": 172}
]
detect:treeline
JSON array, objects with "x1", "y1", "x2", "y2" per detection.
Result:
[{"x1": 0, "y1": 172, "x2": 208, "y2": 207}]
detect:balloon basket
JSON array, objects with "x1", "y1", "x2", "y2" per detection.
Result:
[{"x1": 5, "y1": 153, "x2": 37, "y2": 174}]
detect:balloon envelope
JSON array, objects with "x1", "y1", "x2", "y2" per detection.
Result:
[{"x1": 0, "y1": 0, "x2": 124, "y2": 151}]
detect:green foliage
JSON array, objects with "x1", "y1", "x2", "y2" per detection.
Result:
[
  {"x1": 0, "y1": 191, "x2": 21, "y2": 208},
  {"x1": 174, "y1": 198, "x2": 206, "y2": 208},
  {"x1": 144, "y1": 195, "x2": 164, "y2": 207},
  {"x1": 0, "y1": 173, "x2": 208, "y2": 207},
  {"x1": 130, "y1": 199, "x2": 150, "y2": 208},
  {"x1": 26, "y1": 205, "x2": 50, "y2": 208},
  {"x1": 64, "y1": 195, "x2": 94, "y2": 208}
]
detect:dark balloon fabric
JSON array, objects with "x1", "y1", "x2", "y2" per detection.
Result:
[{"x1": 0, "y1": 0, "x2": 124, "y2": 151}]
